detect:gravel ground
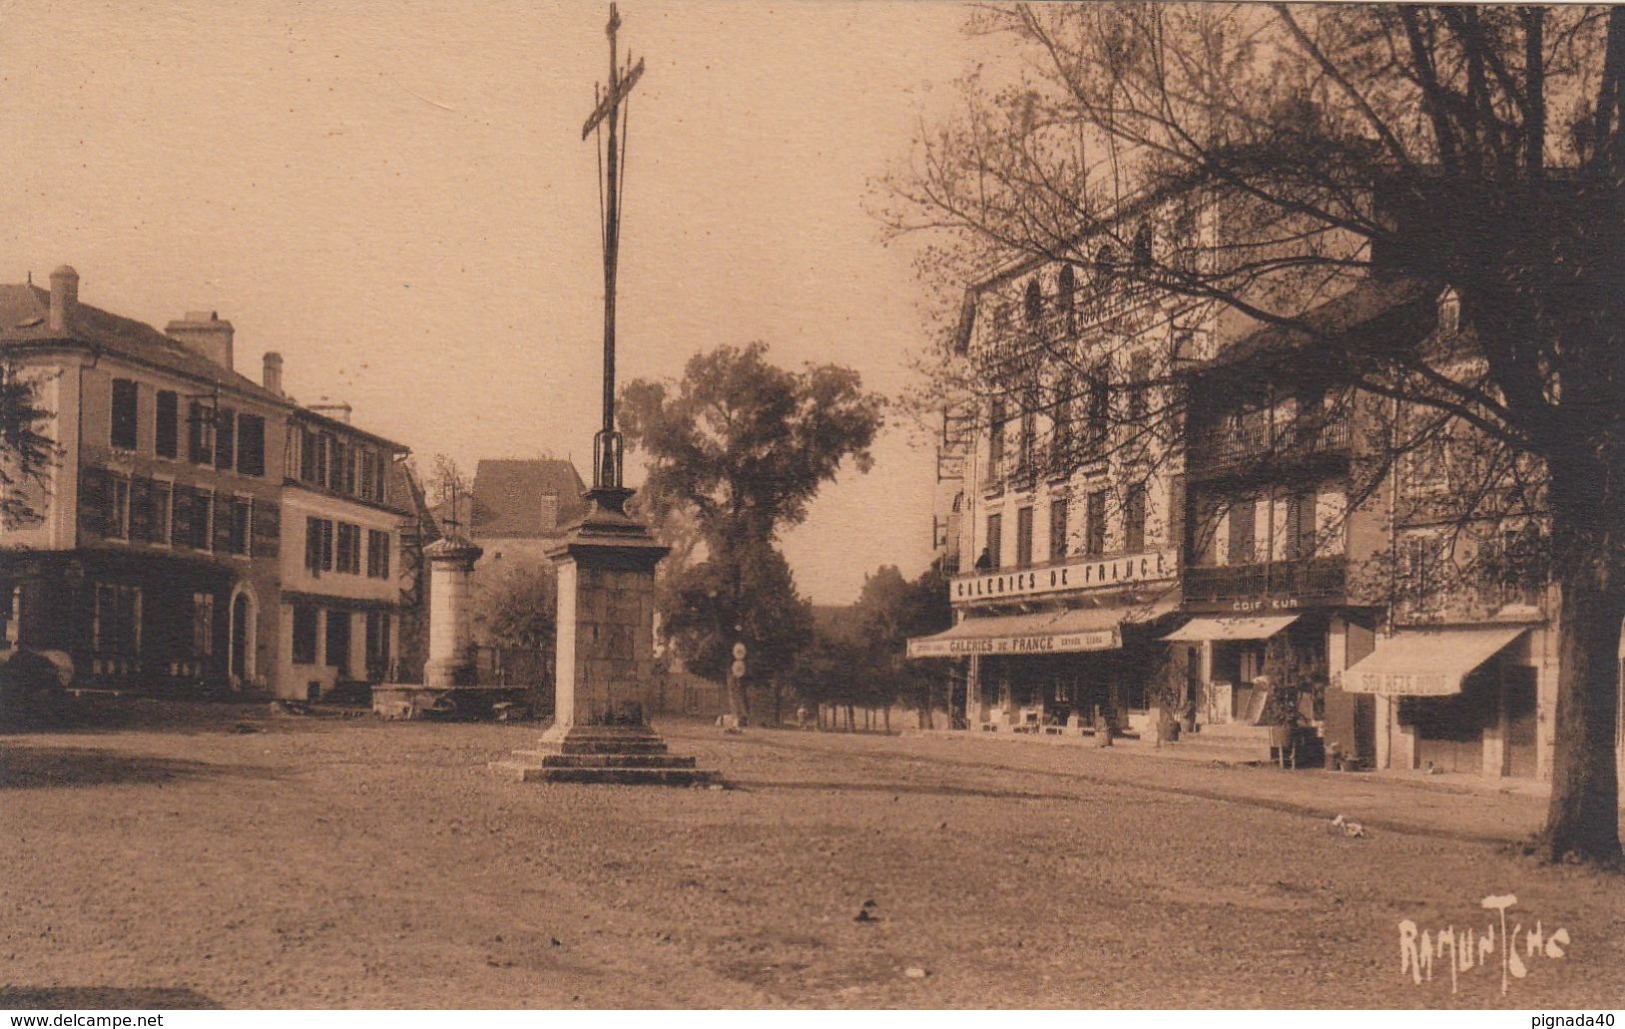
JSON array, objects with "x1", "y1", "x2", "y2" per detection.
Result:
[{"x1": 2, "y1": 700, "x2": 1621, "y2": 1009}]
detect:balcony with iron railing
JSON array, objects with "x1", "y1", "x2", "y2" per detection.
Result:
[
  {"x1": 1183, "y1": 555, "x2": 1348, "y2": 608},
  {"x1": 1188, "y1": 413, "x2": 1352, "y2": 481}
]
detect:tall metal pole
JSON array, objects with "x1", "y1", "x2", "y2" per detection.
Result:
[{"x1": 601, "y1": 6, "x2": 621, "y2": 457}]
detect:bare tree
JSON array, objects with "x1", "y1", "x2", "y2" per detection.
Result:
[{"x1": 881, "y1": 4, "x2": 1625, "y2": 865}]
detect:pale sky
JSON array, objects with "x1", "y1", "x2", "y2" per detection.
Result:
[{"x1": 0, "y1": 0, "x2": 981, "y2": 603}]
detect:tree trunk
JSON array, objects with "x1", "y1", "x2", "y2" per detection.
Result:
[
  {"x1": 884, "y1": 705, "x2": 891, "y2": 732},
  {"x1": 1542, "y1": 444, "x2": 1625, "y2": 866},
  {"x1": 1543, "y1": 552, "x2": 1624, "y2": 865}
]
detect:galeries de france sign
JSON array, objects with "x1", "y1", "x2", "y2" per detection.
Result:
[{"x1": 952, "y1": 548, "x2": 1178, "y2": 604}]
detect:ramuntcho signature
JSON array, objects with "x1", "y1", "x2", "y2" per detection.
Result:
[{"x1": 1399, "y1": 894, "x2": 1569, "y2": 994}]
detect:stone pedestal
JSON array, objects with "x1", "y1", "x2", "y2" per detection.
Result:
[
  {"x1": 490, "y1": 487, "x2": 719, "y2": 786},
  {"x1": 423, "y1": 536, "x2": 483, "y2": 689}
]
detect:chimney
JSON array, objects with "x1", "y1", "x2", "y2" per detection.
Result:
[
  {"x1": 165, "y1": 310, "x2": 235, "y2": 371},
  {"x1": 262, "y1": 351, "x2": 284, "y2": 396},
  {"x1": 47, "y1": 265, "x2": 78, "y2": 333}
]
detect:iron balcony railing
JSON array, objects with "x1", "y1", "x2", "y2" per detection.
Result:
[
  {"x1": 1188, "y1": 416, "x2": 1352, "y2": 477},
  {"x1": 1183, "y1": 556, "x2": 1347, "y2": 606}
]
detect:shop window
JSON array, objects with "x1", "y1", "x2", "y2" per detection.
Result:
[
  {"x1": 111, "y1": 379, "x2": 139, "y2": 451},
  {"x1": 155, "y1": 390, "x2": 178, "y2": 458},
  {"x1": 325, "y1": 609, "x2": 352, "y2": 672},
  {"x1": 365, "y1": 609, "x2": 391, "y2": 680},
  {"x1": 292, "y1": 605, "x2": 318, "y2": 665},
  {"x1": 92, "y1": 583, "x2": 141, "y2": 655},
  {"x1": 192, "y1": 592, "x2": 215, "y2": 658}
]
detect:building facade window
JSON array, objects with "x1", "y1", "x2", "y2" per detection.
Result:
[
  {"x1": 223, "y1": 498, "x2": 251, "y2": 556},
  {"x1": 187, "y1": 401, "x2": 214, "y2": 465},
  {"x1": 1015, "y1": 505, "x2": 1034, "y2": 568},
  {"x1": 335, "y1": 522, "x2": 361, "y2": 574},
  {"x1": 1124, "y1": 483, "x2": 1146, "y2": 554},
  {"x1": 367, "y1": 529, "x2": 391, "y2": 580},
  {"x1": 292, "y1": 605, "x2": 318, "y2": 665},
  {"x1": 1051, "y1": 375, "x2": 1075, "y2": 469},
  {"x1": 215, "y1": 408, "x2": 236, "y2": 471},
  {"x1": 1049, "y1": 497, "x2": 1068, "y2": 563},
  {"x1": 106, "y1": 475, "x2": 131, "y2": 540},
  {"x1": 237, "y1": 414, "x2": 266, "y2": 477},
  {"x1": 985, "y1": 512, "x2": 1003, "y2": 571},
  {"x1": 1227, "y1": 498, "x2": 1257, "y2": 565},
  {"x1": 305, "y1": 517, "x2": 335, "y2": 574},
  {"x1": 1016, "y1": 391, "x2": 1037, "y2": 482},
  {"x1": 987, "y1": 398, "x2": 1006, "y2": 484},
  {"x1": 1285, "y1": 489, "x2": 1318, "y2": 560},
  {"x1": 111, "y1": 379, "x2": 139, "y2": 450},
  {"x1": 155, "y1": 390, "x2": 179, "y2": 458},
  {"x1": 1086, "y1": 366, "x2": 1111, "y2": 455},
  {"x1": 1086, "y1": 490, "x2": 1107, "y2": 557}
]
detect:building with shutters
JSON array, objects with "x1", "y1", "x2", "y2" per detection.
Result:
[{"x1": 0, "y1": 266, "x2": 414, "y2": 700}]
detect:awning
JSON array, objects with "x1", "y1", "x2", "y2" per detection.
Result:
[
  {"x1": 1161, "y1": 614, "x2": 1300, "y2": 643},
  {"x1": 907, "y1": 598, "x2": 1179, "y2": 659},
  {"x1": 1341, "y1": 624, "x2": 1532, "y2": 697}
]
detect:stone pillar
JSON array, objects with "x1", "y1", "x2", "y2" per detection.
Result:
[
  {"x1": 545, "y1": 486, "x2": 668, "y2": 735},
  {"x1": 424, "y1": 536, "x2": 483, "y2": 688}
]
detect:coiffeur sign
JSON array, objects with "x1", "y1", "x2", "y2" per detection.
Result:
[{"x1": 952, "y1": 548, "x2": 1177, "y2": 603}]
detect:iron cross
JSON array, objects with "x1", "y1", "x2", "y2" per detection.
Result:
[{"x1": 582, "y1": 3, "x2": 646, "y2": 492}]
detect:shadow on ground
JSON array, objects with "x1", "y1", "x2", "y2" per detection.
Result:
[
  {"x1": 0, "y1": 986, "x2": 220, "y2": 1009},
  {"x1": 0, "y1": 745, "x2": 272, "y2": 790}
]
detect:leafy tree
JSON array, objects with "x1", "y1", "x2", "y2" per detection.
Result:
[
  {"x1": 471, "y1": 556, "x2": 557, "y2": 652},
  {"x1": 882, "y1": 3, "x2": 1625, "y2": 866},
  {"x1": 620, "y1": 342, "x2": 885, "y2": 722},
  {"x1": 0, "y1": 364, "x2": 56, "y2": 530},
  {"x1": 659, "y1": 538, "x2": 813, "y2": 720}
]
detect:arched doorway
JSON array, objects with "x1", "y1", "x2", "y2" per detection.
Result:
[{"x1": 229, "y1": 586, "x2": 256, "y2": 686}]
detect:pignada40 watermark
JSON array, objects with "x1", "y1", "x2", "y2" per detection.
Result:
[{"x1": 1399, "y1": 894, "x2": 1570, "y2": 995}]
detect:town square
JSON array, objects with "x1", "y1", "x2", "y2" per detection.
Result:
[{"x1": 3, "y1": 0, "x2": 1625, "y2": 1015}]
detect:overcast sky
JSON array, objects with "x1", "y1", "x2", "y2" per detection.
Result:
[{"x1": 0, "y1": 0, "x2": 982, "y2": 603}]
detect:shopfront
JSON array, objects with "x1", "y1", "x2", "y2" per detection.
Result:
[{"x1": 1341, "y1": 621, "x2": 1542, "y2": 778}]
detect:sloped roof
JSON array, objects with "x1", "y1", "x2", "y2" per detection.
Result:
[
  {"x1": 0, "y1": 283, "x2": 286, "y2": 406},
  {"x1": 463, "y1": 459, "x2": 587, "y2": 539},
  {"x1": 1202, "y1": 276, "x2": 1437, "y2": 374}
]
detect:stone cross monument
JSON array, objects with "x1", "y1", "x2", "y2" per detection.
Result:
[{"x1": 493, "y1": 4, "x2": 713, "y2": 784}]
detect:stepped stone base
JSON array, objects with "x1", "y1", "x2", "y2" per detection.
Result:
[{"x1": 490, "y1": 724, "x2": 720, "y2": 786}]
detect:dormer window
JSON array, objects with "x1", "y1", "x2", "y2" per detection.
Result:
[
  {"x1": 1133, "y1": 221, "x2": 1154, "y2": 265},
  {"x1": 1023, "y1": 278, "x2": 1043, "y2": 324}
]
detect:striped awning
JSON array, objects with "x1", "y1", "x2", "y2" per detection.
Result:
[{"x1": 906, "y1": 599, "x2": 1176, "y2": 659}]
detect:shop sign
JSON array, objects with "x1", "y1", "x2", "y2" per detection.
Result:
[
  {"x1": 952, "y1": 549, "x2": 1176, "y2": 604},
  {"x1": 1354, "y1": 671, "x2": 1455, "y2": 696},
  {"x1": 907, "y1": 627, "x2": 1120, "y2": 658}
]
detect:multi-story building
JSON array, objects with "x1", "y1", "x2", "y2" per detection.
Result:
[
  {"x1": 908, "y1": 206, "x2": 1211, "y2": 733},
  {"x1": 0, "y1": 266, "x2": 414, "y2": 700}
]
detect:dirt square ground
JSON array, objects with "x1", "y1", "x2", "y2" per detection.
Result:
[{"x1": 2, "y1": 700, "x2": 1621, "y2": 1009}]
